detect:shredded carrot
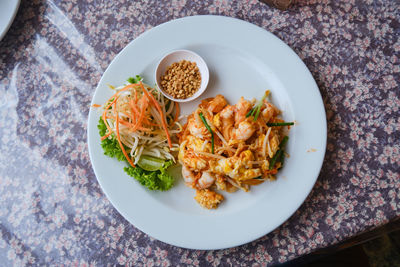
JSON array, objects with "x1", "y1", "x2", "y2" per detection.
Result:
[
  {"x1": 103, "y1": 84, "x2": 137, "y2": 109},
  {"x1": 101, "y1": 96, "x2": 120, "y2": 141},
  {"x1": 101, "y1": 84, "x2": 137, "y2": 139},
  {"x1": 137, "y1": 126, "x2": 152, "y2": 132},
  {"x1": 128, "y1": 98, "x2": 157, "y2": 127},
  {"x1": 100, "y1": 131, "x2": 112, "y2": 141},
  {"x1": 140, "y1": 118, "x2": 157, "y2": 127},
  {"x1": 92, "y1": 104, "x2": 101, "y2": 108},
  {"x1": 120, "y1": 120, "x2": 151, "y2": 132},
  {"x1": 118, "y1": 119, "x2": 135, "y2": 127},
  {"x1": 105, "y1": 116, "x2": 151, "y2": 132},
  {"x1": 134, "y1": 88, "x2": 138, "y2": 102},
  {"x1": 131, "y1": 95, "x2": 149, "y2": 132},
  {"x1": 130, "y1": 98, "x2": 139, "y2": 115},
  {"x1": 173, "y1": 101, "x2": 180, "y2": 124},
  {"x1": 100, "y1": 132, "x2": 112, "y2": 141},
  {"x1": 115, "y1": 101, "x2": 135, "y2": 168},
  {"x1": 142, "y1": 117, "x2": 158, "y2": 127},
  {"x1": 140, "y1": 82, "x2": 172, "y2": 148},
  {"x1": 127, "y1": 99, "x2": 140, "y2": 125},
  {"x1": 108, "y1": 92, "x2": 156, "y2": 134},
  {"x1": 128, "y1": 90, "x2": 158, "y2": 127}
]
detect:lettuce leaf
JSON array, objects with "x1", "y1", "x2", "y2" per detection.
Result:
[
  {"x1": 97, "y1": 117, "x2": 126, "y2": 161},
  {"x1": 127, "y1": 75, "x2": 142, "y2": 84},
  {"x1": 124, "y1": 160, "x2": 174, "y2": 191}
]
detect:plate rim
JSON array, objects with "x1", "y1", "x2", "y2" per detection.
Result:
[
  {"x1": 87, "y1": 15, "x2": 327, "y2": 250},
  {"x1": 0, "y1": 0, "x2": 21, "y2": 41}
]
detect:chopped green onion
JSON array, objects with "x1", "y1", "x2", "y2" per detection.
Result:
[
  {"x1": 278, "y1": 137, "x2": 289, "y2": 168},
  {"x1": 246, "y1": 91, "x2": 269, "y2": 121},
  {"x1": 269, "y1": 150, "x2": 282, "y2": 170},
  {"x1": 199, "y1": 112, "x2": 214, "y2": 154},
  {"x1": 267, "y1": 122, "x2": 294, "y2": 127},
  {"x1": 250, "y1": 107, "x2": 257, "y2": 118},
  {"x1": 279, "y1": 150, "x2": 286, "y2": 169},
  {"x1": 245, "y1": 108, "x2": 254, "y2": 118},
  {"x1": 254, "y1": 106, "x2": 262, "y2": 121},
  {"x1": 279, "y1": 136, "x2": 289, "y2": 149},
  {"x1": 269, "y1": 136, "x2": 289, "y2": 170}
]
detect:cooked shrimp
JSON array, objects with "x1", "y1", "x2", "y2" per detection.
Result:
[
  {"x1": 220, "y1": 105, "x2": 234, "y2": 126},
  {"x1": 197, "y1": 171, "x2": 215, "y2": 189},
  {"x1": 182, "y1": 165, "x2": 196, "y2": 185},
  {"x1": 232, "y1": 120, "x2": 255, "y2": 141},
  {"x1": 187, "y1": 110, "x2": 209, "y2": 138},
  {"x1": 178, "y1": 136, "x2": 209, "y2": 171},
  {"x1": 207, "y1": 94, "x2": 227, "y2": 113},
  {"x1": 262, "y1": 102, "x2": 279, "y2": 123},
  {"x1": 234, "y1": 97, "x2": 252, "y2": 125},
  {"x1": 220, "y1": 105, "x2": 235, "y2": 140}
]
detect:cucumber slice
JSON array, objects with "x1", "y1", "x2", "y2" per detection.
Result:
[{"x1": 137, "y1": 155, "x2": 165, "y2": 171}]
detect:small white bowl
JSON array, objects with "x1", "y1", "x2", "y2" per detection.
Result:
[{"x1": 155, "y1": 50, "x2": 209, "y2": 102}]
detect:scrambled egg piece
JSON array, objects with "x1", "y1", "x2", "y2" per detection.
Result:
[
  {"x1": 211, "y1": 150, "x2": 261, "y2": 180},
  {"x1": 194, "y1": 189, "x2": 224, "y2": 209},
  {"x1": 269, "y1": 134, "x2": 280, "y2": 158},
  {"x1": 186, "y1": 135, "x2": 212, "y2": 152},
  {"x1": 213, "y1": 113, "x2": 222, "y2": 130}
]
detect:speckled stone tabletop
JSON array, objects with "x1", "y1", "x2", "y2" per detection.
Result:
[{"x1": 0, "y1": 0, "x2": 399, "y2": 266}]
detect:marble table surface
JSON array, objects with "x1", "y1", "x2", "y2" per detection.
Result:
[{"x1": 0, "y1": 0, "x2": 399, "y2": 266}]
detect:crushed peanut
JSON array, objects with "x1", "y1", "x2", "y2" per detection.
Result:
[{"x1": 160, "y1": 60, "x2": 201, "y2": 99}]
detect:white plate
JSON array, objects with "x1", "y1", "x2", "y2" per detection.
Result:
[
  {"x1": 88, "y1": 15, "x2": 326, "y2": 250},
  {"x1": 0, "y1": 0, "x2": 20, "y2": 41}
]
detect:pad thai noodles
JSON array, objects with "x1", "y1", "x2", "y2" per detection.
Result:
[{"x1": 178, "y1": 93, "x2": 293, "y2": 209}]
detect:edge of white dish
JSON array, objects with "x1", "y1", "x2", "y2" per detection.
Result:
[{"x1": 0, "y1": 0, "x2": 21, "y2": 41}]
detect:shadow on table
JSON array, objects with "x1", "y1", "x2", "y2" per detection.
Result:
[{"x1": 277, "y1": 218, "x2": 400, "y2": 267}]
